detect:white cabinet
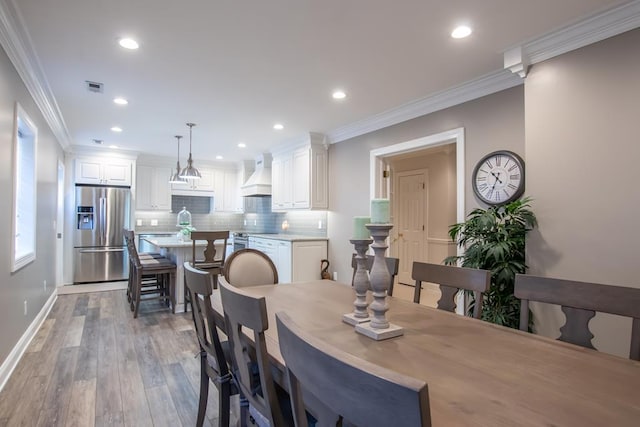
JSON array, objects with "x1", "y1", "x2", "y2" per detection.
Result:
[
  {"x1": 76, "y1": 158, "x2": 133, "y2": 186},
  {"x1": 271, "y1": 133, "x2": 328, "y2": 210},
  {"x1": 248, "y1": 236, "x2": 327, "y2": 284},
  {"x1": 171, "y1": 167, "x2": 215, "y2": 194},
  {"x1": 136, "y1": 165, "x2": 171, "y2": 211}
]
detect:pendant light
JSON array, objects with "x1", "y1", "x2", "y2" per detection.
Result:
[
  {"x1": 168, "y1": 135, "x2": 187, "y2": 184},
  {"x1": 179, "y1": 122, "x2": 202, "y2": 180}
]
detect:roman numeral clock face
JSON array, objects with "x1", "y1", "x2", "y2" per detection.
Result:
[{"x1": 472, "y1": 150, "x2": 525, "y2": 205}]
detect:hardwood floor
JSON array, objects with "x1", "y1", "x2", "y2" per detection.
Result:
[{"x1": 0, "y1": 290, "x2": 240, "y2": 426}]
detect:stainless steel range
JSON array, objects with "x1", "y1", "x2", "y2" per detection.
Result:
[{"x1": 232, "y1": 232, "x2": 248, "y2": 251}]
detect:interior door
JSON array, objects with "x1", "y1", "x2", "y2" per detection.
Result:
[{"x1": 394, "y1": 169, "x2": 427, "y2": 285}]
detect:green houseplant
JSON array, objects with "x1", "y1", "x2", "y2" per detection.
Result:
[{"x1": 444, "y1": 197, "x2": 537, "y2": 328}]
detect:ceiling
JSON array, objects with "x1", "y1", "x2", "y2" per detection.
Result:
[{"x1": 9, "y1": 0, "x2": 629, "y2": 164}]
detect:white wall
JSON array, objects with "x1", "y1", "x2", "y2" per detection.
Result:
[
  {"x1": 0, "y1": 46, "x2": 63, "y2": 366},
  {"x1": 525, "y1": 28, "x2": 640, "y2": 358}
]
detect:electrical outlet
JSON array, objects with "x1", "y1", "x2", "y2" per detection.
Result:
[
  {"x1": 243, "y1": 219, "x2": 247, "y2": 226},
  {"x1": 43, "y1": 280, "x2": 47, "y2": 291},
  {"x1": 24, "y1": 300, "x2": 28, "y2": 316},
  {"x1": 318, "y1": 220, "x2": 323, "y2": 229},
  {"x1": 332, "y1": 272, "x2": 338, "y2": 281},
  {"x1": 151, "y1": 219, "x2": 158, "y2": 226},
  {"x1": 254, "y1": 219, "x2": 257, "y2": 226},
  {"x1": 136, "y1": 219, "x2": 143, "y2": 226}
]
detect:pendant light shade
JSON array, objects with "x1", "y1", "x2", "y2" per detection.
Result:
[
  {"x1": 179, "y1": 122, "x2": 201, "y2": 180},
  {"x1": 169, "y1": 135, "x2": 187, "y2": 184}
]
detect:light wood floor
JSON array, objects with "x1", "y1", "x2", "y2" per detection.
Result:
[{"x1": 0, "y1": 290, "x2": 239, "y2": 427}]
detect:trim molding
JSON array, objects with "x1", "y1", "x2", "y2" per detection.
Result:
[
  {"x1": 505, "y1": 0, "x2": 640, "y2": 77},
  {"x1": 329, "y1": 71, "x2": 521, "y2": 144},
  {"x1": 0, "y1": 0, "x2": 71, "y2": 149},
  {"x1": 0, "y1": 288, "x2": 58, "y2": 392}
]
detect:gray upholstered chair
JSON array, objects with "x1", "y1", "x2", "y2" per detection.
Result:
[
  {"x1": 223, "y1": 248, "x2": 278, "y2": 287},
  {"x1": 515, "y1": 274, "x2": 640, "y2": 360}
]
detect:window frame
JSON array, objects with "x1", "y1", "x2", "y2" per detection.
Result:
[{"x1": 11, "y1": 102, "x2": 38, "y2": 272}]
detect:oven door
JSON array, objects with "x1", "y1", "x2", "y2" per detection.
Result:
[{"x1": 233, "y1": 238, "x2": 247, "y2": 252}]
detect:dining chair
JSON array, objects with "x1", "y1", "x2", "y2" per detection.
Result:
[
  {"x1": 184, "y1": 262, "x2": 238, "y2": 427},
  {"x1": 218, "y1": 279, "x2": 290, "y2": 427},
  {"x1": 350, "y1": 254, "x2": 400, "y2": 296},
  {"x1": 123, "y1": 229, "x2": 165, "y2": 303},
  {"x1": 125, "y1": 230, "x2": 176, "y2": 318},
  {"x1": 514, "y1": 274, "x2": 640, "y2": 360},
  {"x1": 275, "y1": 311, "x2": 432, "y2": 427},
  {"x1": 184, "y1": 230, "x2": 230, "y2": 308},
  {"x1": 411, "y1": 262, "x2": 491, "y2": 318},
  {"x1": 223, "y1": 248, "x2": 279, "y2": 287}
]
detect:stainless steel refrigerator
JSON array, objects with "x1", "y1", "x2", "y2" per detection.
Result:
[{"x1": 73, "y1": 185, "x2": 130, "y2": 283}]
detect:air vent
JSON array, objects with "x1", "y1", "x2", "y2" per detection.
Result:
[
  {"x1": 85, "y1": 80, "x2": 104, "y2": 93},
  {"x1": 93, "y1": 139, "x2": 103, "y2": 145}
]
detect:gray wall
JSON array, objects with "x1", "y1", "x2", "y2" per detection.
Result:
[
  {"x1": 0, "y1": 46, "x2": 63, "y2": 365},
  {"x1": 327, "y1": 86, "x2": 525, "y2": 284},
  {"x1": 525, "y1": 28, "x2": 640, "y2": 357}
]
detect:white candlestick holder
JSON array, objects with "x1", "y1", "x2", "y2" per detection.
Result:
[
  {"x1": 343, "y1": 239, "x2": 373, "y2": 326},
  {"x1": 355, "y1": 224, "x2": 404, "y2": 340}
]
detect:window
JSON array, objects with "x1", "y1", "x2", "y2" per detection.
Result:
[{"x1": 11, "y1": 103, "x2": 37, "y2": 272}]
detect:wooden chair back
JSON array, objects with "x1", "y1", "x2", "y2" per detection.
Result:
[
  {"x1": 223, "y1": 248, "x2": 278, "y2": 287},
  {"x1": 350, "y1": 254, "x2": 400, "y2": 295},
  {"x1": 183, "y1": 262, "x2": 237, "y2": 426},
  {"x1": 123, "y1": 228, "x2": 142, "y2": 269},
  {"x1": 411, "y1": 262, "x2": 491, "y2": 318},
  {"x1": 276, "y1": 311, "x2": 431, "y2": 427},
  {"x1": 218, "y1": 279, "x2": 286, "y2": 427},
  {"x1": 514, "y1": 274, "x2": 640, "y2": 360},
  {"x1": 190, "y1": 230, "x2": 229, "y2": 271}
]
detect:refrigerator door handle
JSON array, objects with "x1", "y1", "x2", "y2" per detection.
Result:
[
  {"x1": 99, "y1": 197, "x2": 106, "y2": 245},
  {"x1": 78, "y1": 248, "x2": 125, "y2": 253}
]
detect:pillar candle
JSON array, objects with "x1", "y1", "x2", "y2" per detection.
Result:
[
  {"x1": 370, "y1": 198, "x2": 390, "y2": 223},
  {"x1": 353, "y1": 216, "x2": 371, "y2": 240}
]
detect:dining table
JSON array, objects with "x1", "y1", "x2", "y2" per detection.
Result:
[{"x1": 209, "y1": 279, "x2": 640, "y2": 426}]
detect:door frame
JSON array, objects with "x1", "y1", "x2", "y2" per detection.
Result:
[
  {"x1": 56, "y1": 159, "x2": 65, "y2": 286},
  {"x1": 370, "y1": 127, "x2": 465, "y2": 256}
]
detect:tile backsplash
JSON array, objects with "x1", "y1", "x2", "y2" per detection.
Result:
[{"x1": 136, "y1": 196, "x2": 327, "y2": 236}]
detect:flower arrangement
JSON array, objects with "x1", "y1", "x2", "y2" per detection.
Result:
[{"x1": 177, "y1": 225, "x2": 196, "y2": 241}]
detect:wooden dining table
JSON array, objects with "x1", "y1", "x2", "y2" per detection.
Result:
[{"x1": 210, "y1": 279, "x2": 640, "y2": 426}]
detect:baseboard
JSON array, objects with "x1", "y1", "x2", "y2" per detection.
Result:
[{"x1": 0, "y1": 288, "x2": 57, "y2": 392}]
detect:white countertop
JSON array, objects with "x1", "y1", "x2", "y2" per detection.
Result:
[
  {"x1": 248, "y1": 234, "x2": 328, "y2": 242},
  {"x1": 142, "y1": 236, "x2": 209, "y2": 249}
]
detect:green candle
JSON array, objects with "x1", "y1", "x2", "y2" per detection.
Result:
[
  {"x1": 371, "y1": 198, "x2": 390, "y2": 223},
  {"x1": 353, "y1": 216, "x2": 371, "y2": 240}
]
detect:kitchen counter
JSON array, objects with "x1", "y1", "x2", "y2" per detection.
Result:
[
  {"x1": 142, "y1": 236, "x2": 208, "y2": 248},
  {"x1": 248, "y1": 234, "x2": 328, "y2": 242}
]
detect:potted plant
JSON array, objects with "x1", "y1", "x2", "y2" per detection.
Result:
[{"x1": 444, "y1": 197, "x2": 537, "y2": 328}]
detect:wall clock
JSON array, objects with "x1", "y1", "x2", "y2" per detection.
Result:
[{"x1": 472, "y1": 150, "x2": 525, "y2": 205}]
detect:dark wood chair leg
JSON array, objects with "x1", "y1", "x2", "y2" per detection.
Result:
[
  {"x1": 197, "y1": 354, "x2": 209, "y2": 427},
  {"x1": 133, "y1": 270, "x2": 142, "y2": 319}
]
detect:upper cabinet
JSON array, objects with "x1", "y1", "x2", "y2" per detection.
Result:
[
  {"x1": 136, "y1": 165, "x2": 171, "y2": 211},
  {"x1": 75, "y1": 157, "x2": 133, "y2": 186},
  {"x1": 171, "y1": 167, "x2": 216, "y2": 195},
  {"x1": 272, "y1": 133, "x2": 328, "y2": 211},
  {"x1": 170, "y1": 166, "x2": 241, "y2": 212}
]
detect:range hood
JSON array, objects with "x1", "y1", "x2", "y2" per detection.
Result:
[{"x1": 241, "y1": 153, "x2": 272, "y2": 197}]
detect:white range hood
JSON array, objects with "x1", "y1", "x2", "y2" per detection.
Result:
[{"x1": 241, "y1": 153, "x2": 272, "y2": 197}]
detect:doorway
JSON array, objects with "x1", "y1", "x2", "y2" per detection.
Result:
[
  {"x1": 370, "y1": 128, "x2": 465, "y2": 303},
  {"x1": 56, "y1": 160, "x2": 64, "y2": 286}
]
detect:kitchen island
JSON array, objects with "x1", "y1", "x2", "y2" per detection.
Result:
[{"x1": 141, "y1": 236, "x2": 222, "y2": 313}]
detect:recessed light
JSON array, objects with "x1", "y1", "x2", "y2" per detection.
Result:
[
  {"x1": 113, "y1": 97, "x2": 128, "y2": 105},
  {"x1": 451, "y1": 25, "x2": 472, "y2": 39},
  {"x1": 216, "y1": 155, "x2": 223, "y2": 160},
  {"x1": 109, "y1": 145, "x2": 119, "y2": 149},
  {"x1": 118, "y1": 38, "x2": 139, "y2": 50},
  {"x1": 110, "y1": 126, "x2": 122, "y2": 132},
  {"x1": 332, "y1": 90, "x2": 346, "y2": 100},
  {"x1": 273, "y1": 123, "x2": 284, "y2": 130},
  {"x1": 238, "y1": 142, "x2": 246, "y2": 148}
]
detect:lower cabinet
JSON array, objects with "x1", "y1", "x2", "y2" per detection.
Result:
[{"x1": 248, "y1": 237, "x2": 327, "y2": 284}]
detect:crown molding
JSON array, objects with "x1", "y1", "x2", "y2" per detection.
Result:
[
  {"x1": 505, "y1": 0, "x2": 640, "y2": 77},
  {"x1": 327, "y1": 70, "x2": 522, "y2": 144},
  {"x1": 0, "y1": 0, "x2": 72, "y2": 149}
]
